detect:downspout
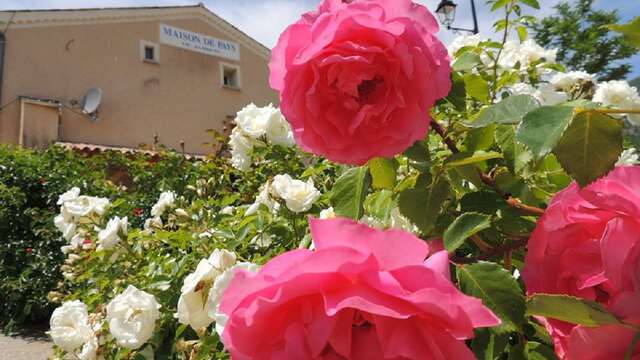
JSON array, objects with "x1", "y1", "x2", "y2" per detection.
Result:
[{"x1": 0, "y1": 32, "x2": 5, "y2": 108}]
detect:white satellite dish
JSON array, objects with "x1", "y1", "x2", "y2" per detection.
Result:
[{"x1": 81, "y1": 88, "x2": 103, "y2": 122}]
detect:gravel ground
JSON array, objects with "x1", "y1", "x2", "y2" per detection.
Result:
[{"x1": 0, "y1": 328, "x2": 53, "y2": 360}]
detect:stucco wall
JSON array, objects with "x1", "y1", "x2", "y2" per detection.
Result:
[{"x1": 0, "y1": 14, "x2": 277, "y2": 154}]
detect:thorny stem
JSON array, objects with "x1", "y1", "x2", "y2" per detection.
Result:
[
  {"x1": 430, "y1": 119, "x2": 545, "y2": 217},
  {"x1": 450, "y1": 238, "x2": 528, "y2": 264}
]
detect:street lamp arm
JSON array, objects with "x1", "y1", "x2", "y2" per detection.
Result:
[{"x1": 446, "y1": 25, "x2": 477, "y2": 34}]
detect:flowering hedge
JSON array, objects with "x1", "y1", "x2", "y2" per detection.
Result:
[{"x1": 43, "y1": 1, "x2": 640, "y2": 359}]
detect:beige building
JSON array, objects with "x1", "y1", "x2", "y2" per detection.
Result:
[{"x1": 0, "y1": 4, "x2": 278, "y2": 154}]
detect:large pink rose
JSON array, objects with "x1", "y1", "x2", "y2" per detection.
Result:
[
  {"x1": 522, "y1": 166, "x2": 640, "y2": 359},
  {"x1": 269, "y1": 0, "x2": 452, "y2": 165},
  {"x1": 219, "y1": 218, "x2": 499, "y2": 359}
]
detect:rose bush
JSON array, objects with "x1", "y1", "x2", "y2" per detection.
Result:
[{"x1": 3, "y1": 0, "x2": 638, "y2": 359}]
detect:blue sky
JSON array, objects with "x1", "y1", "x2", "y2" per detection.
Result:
[{"x1": 1, "y1": 0, "x2": 639, "y2": 79}]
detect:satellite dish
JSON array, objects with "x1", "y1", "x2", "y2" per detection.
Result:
[{"x1": 81, "y1": 88, "x2": 102, "y2": 122}]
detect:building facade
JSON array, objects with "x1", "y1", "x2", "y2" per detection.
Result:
[{"x1": 0, "y1": 5, "x2": 278, "y2": 154}]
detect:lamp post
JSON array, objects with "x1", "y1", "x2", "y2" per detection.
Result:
[{"x1": 436, "y1": 0, "x2": 479, "y2": 35}]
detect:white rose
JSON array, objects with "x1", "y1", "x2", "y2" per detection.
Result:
[
  {"x1": 263, "y1": 105, "x2": 295, "y2": 147},
  {"x1": 57, "y1": 187, "x2": 81, "y2": 205},
  {"x1": 235, "y1": 103, "x2": 269, "y2": 138},
  {"x1": 97, "y1": 216, "x2": 127, "y2": 250},
  {"x1": 62, "y1": 196, "x2": 110, "y2": 218},
  {"x1": 106, "y1": 285, "x2": 160, "y2": 349},
  {"x1": 206, "y1": 262, "x2": 260, "y2": 337},
  {"x1": 49, "y1": 300, "x2": 94, "y2": 352},
  {"x1": 550, "y1": 71, "x2": 595, "y2": 92},
  {"x1": 271, "y1": 175, "x2": 321, "y2": 213},
  {"x1": 176, "y1": 250, "x2": 236, "y2": 330},
  {"x1": 245, "y1": 184, "x2": 280, "y2": 215},
  {"x1": 150, "y1": 191, "x2": 176, "y2": 217},
  {"x1": 319, "y1": 207, "x2": 336, "y2": 220}
]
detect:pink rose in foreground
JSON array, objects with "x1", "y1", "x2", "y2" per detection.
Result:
[
  {"x1": 522, "y1": 166, "x2": 640, "y2": 359},
  {"x1": 269, "y1": 0, "x2": 452, "y2": 165},
  {"x1": 219, "y1": 218, "x2": 499, "y2": 359}
]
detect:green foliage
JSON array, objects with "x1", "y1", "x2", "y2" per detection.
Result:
[
  {"x1": 457, "y1": 262, "x2": 526, "y2": 334},
  {"x1": 553, "y1": 110, "x2": 623, "y2": 186},
  {"x1": 516, "y1": 105, "x2": 576, "y2": 159},
  {"x1": 531, "y1": 0, "x2": 638, "y2": 80},
  {"x1": 526, "y1": 294, "x2": 621, "y2": 327},
  {"x1": 330, "y1": 166, "x2": 371, "y2": 219},
  {"x1": 607, "y1": 16, "x2": 640, "y2": 48},
  {"x1": 443, "y1": 213, "x2": 492, "y2": 252},
  {"x1": 468, "y1": 95, "x2": 539, "y2": 128}
]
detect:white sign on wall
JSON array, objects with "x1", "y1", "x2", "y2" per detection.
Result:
[{"x1": 159, "y1": 23, "x2": 240, "y2": 61}]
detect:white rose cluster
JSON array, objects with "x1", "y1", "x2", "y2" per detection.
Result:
[
  {"x1": 54, "y1": 187, "x2": 110, "y2": 253},
  {"x1": 49, "y1": 300, "x2": 101, "y2": 360},
  {"x1": 175, "y1": 249, "x2": 259, "y2": 337},
  {"x1": 448, "y1": 35, "x2": 557, "y2": 74},
  {"x1": 50, "y1": 287, "x2": 162, "y2": 357},
  {"x1": 508, "y1": 70, "x2": 600, "y2": 106},
  {"x1": 246, "y1": 174, "x2": 321, "y2": 215},
  {"x1": 499, "y1": 39, "x2": 557, "y2": 70},
  {"x1": 593, "y1": 80, "x2": 640, "y2": 125},
  {"x1": 228, "y1": 103, "x2": 295, "y2": 171}
]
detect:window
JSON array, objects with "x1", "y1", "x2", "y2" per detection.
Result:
[
  {"x1": 220, "y1": 63, "x2": 241, "y2": 90},
  {"x1": 140, "y1": 40, "x2": 159, "y2": 64}
]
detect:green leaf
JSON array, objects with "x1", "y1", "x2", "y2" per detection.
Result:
[
  {"x1": 445, "y1": 73, "x2": 467, "y2": 111},
  {"x1": 526, "y1": 294, "x2": 621, "y2": 327},
  {"x1": 509, "y1": 342, "x2": 557, "y2": 360},
  {"x1": 364, "y1": 190, "x2": 394, "y2": 220},
  {"x1": 464, "y1": 73, "x2": 490, "y2": 103},
  {"x1": 453, "y1": 52, "x2": 482, "y2": 71},
  {"x1": 446, "y1": 150, "x2": 503, "y2": 167},
  {"x1": 368, "y1": 158, "x2": 398, "y2": 190},
  {"x1": 517, "y1": 26, "x2": 529, "y2": 42},
  {"x1": 404, "y1": 140, "x2": 430, "y2": 163},
  {"x1": 330, "y1": 167, "x2": 371, "y2": 219},
  {"x1": 443, "y1": 212, "x2": 492, "y2": 251},
  {"x1": 465, "y1": 125, "x2": 496, "y2": 153},
  {"x1": 472, "y1": 329, "x2": 509, "y2": 360},
  {"x1": 519, "y1": 0, "x2": 540, "y2": 9},
  {"x1": 398, "y1": 174, "x2": 450, "y2": 234},
  {"x1": 492, "y1": 0, "x2": 510, "y2": 11},
  {"x1": 552, "y1": 110, "x2": 623, "y2": 186},
  {"x1": 457, "y1": 262, "x2": 526, "y2": 333},
  {"x1": 496, "y1": 125, "x2": 532, "y2": 174},
  {"x1": 516, "y1": 105, "x2": 576, "y2": 159},
  {"x1": 468, "y1": 95, "x2": 539, "y2": 128},
  {"x1": 607, "y1": 17, "x2": 640, "y2": 48}
]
